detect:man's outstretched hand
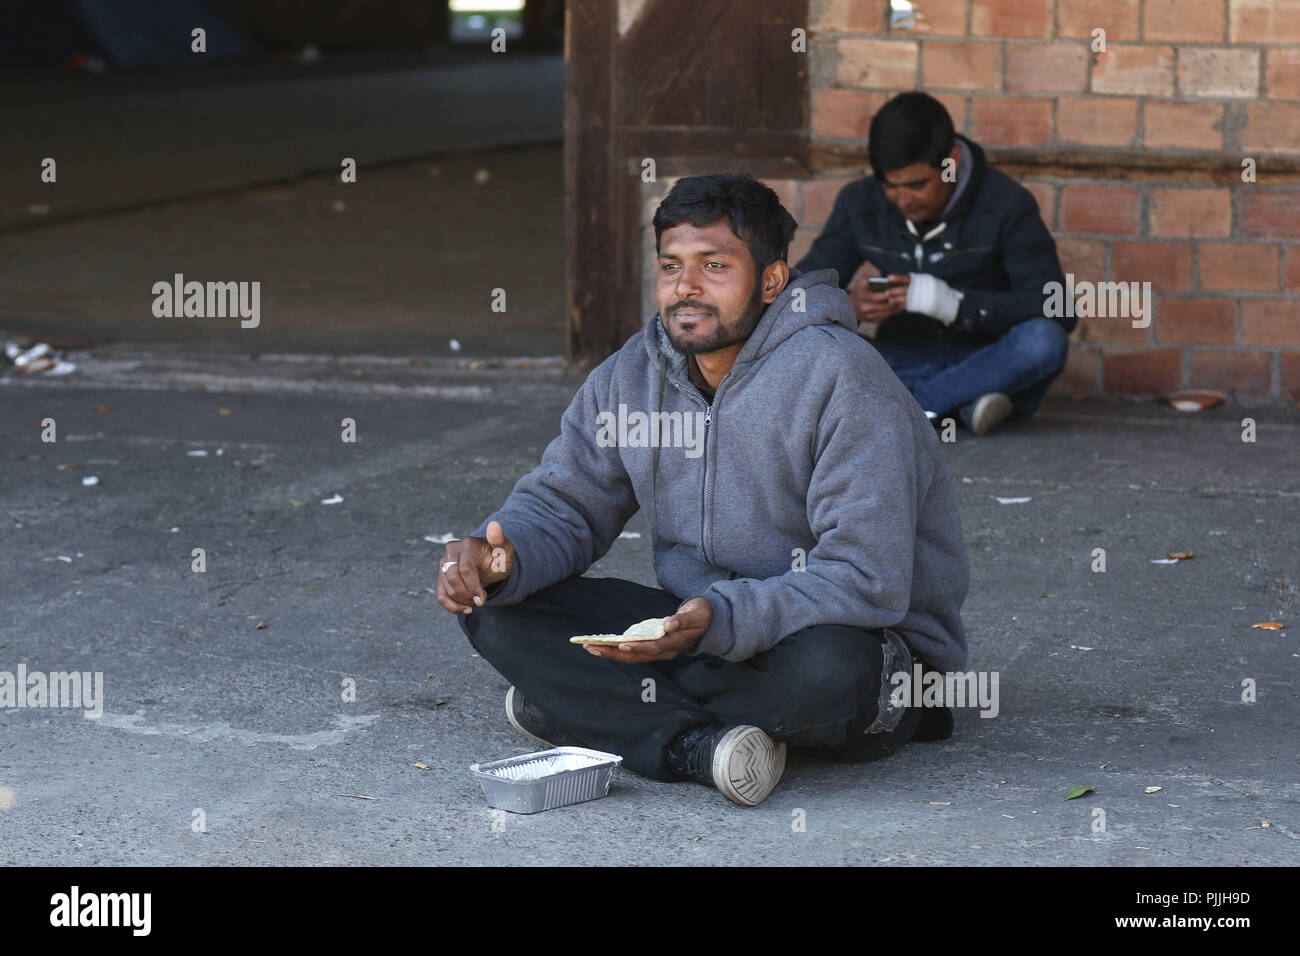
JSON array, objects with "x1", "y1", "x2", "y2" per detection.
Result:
[
  {"x1": 583, "y1": 596, "x2": 713, "y2": 663},
  {"x1": 437, "y1": 520, "x2": 515, "y2": 615}
]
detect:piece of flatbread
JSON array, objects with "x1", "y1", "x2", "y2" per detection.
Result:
[{"x1": 570, "y1": 616, "x2": 669, "y2": 645}]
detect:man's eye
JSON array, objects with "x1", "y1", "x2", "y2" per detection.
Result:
[{"x1": 706, "y1": 261, "x2": 723, "y2": 269}]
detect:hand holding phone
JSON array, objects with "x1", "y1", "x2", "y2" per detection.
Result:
[{"x1": 851, "y1": 273, "x2": 911, "y2": 322}]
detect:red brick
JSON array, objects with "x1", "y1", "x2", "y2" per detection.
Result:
[
  {"x1": 969, "y1": 95, "x2": 1054, "y2": 146},
  {"x1": 905, "y1": 0, "x2": 971, "y2": 36},
  {"x1": 1092, "y1": 45, "x2": 1176, "y2": 96},
  {"x1": 1143, "y1": 101, "x2": 1224, "y2": 151},
  {"x1": 812, "y1": 90, "x2": 887, "y2": 139},
  {"x1": 1198, "y1": 243, "x2": 1280, "y2": 291},
  {"x1": 801, "y1": 175, "x2": 857, "y2": 225},
  {"x1": 763, "y1": 178, "x2": 801, "y2": 221},
  {"x1": 931, "y1": 92, "x2": 969, "y2": 129},
  {"x1": 1144, "y1": 0, "x2": 1225, "y2": 42},
  {"x1": 1231, "y1": 0, "x2": 1300, "y2": 44},
  {"x1": 1188, "y1": 350, "x2": 1272, "y2": 397},
  {"x1": 836, "y1": 38, "x2": 919, "y2": 89},
  {"x1": 1112, "y1": 241, "x2": 1193, "y2": 291},
  {"x1": 1282, "y1": 352, "x2": 1300, "y2": 401},
  {"x1": 1242, "y1": 103, "x2": 1300, "y2": 155},
  {"x1": 1060, "y1": 184, "x2": 1141, "y2": 235},
  {"x1": 1240, "y1": 189, "x2": 1300, "y2": 239},
  {"x1": 1069, "y1": 274, "x2": 1155, "y2": 344},
  {"x1": 1005, "y1": 43, "x2": 1089, "y2": 93},
  {"x1": 813, "y1": 0, "x2": 887, "y2": 32},
  {"x1": 1266, "y1": 49, "x2": 1300, "y2": 99},
  {"x1": 788, "y1": 228, "x2": 816, "y2": 267},
  {"x1": 1024, "y1": 182, "x2": 1058, "y2": 228},
  {"x1": 1149, "y1": 188, "x2": 1232, "y2": 238},
  {"x1": 971, "y1": 0, "x2": 1052, "y2": 38},
  {"x1": 1177, "y1": 47, "x2": 1260, "y2": 99},
  {"x1": 1102, "y1": 348, "x2": 1183, "y2": 394},
  {"x1": 1048, "y1": 345, "x2": 1101, "y2": 395},
  {"x1": 1240, "y1": 299, "x2": 1300, "y2": 346},
  {"x1": 1055, "y1": 238, "x2": 1107, "y2": 282},
  {"x1": 1077, "y1": 307, "x2": 1151, "y2": 344},
  {"x1": 922, "y1": 41, "x2": 1003, "y2": 90},
  {"x1": 1153, "y1": 297, "x2": 1236, "y2": 344},
  {"x1": 1057, "y1": 96, "x2": 1138, "y2": 147},
  {"x1": 1057, "y1": 0, "x2": 1140, "y2": 42},
  {"x1": 1285, "y1": 247, "x2": 1300, "y2": 291}
]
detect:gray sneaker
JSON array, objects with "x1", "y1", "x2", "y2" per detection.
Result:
[{"x1": 959, "y1": 392, "x2": 1013, "y2": 436}]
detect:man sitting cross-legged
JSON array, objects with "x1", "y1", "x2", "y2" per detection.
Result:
[{"x1": 437, "y1": 174, "x2": 970, "y2": 806}]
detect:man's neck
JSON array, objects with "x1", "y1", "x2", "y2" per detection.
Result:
[{"x1": 689, "y1": 346, "x2": 741, "y2": 393}]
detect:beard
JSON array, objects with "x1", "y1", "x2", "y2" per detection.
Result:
[{"x1": 664, "y1": 280, "x2": 766, "y2": 356}]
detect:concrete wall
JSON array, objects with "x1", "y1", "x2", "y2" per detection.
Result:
[{"x1": 758, "y1": 0, "x2": 1300, "y2": 402}]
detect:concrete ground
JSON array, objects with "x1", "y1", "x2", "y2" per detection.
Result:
[
  {"x1": 0, "y1": 51, "x2": 565, "y2": 357},
  {"x1": 1, "y1": 345, "x2": 1296, "y2": 865},
  {"x1": 1, "y1": 53, "x2": 1295, "y2": 868}
]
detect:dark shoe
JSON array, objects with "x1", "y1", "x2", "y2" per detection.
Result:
[
  {"x1": 504, "y1": 686, "x2": 582, "y2": 748},
  {"x1": 666, "y1": 724, "x2": 787, "y2": 806},
  {"x1": 913, "y1": 706, "x2": 954, "y2": 742},
  {"x1": 959, "y1": 392, "x2": 1013, "y2": 436}
]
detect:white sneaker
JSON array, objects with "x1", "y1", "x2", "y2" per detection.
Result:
[{"x1": 960, "y1": 392, "x2": 1013, "y2": 436}]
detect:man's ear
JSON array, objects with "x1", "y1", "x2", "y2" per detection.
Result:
[{"x1": 761, "y1": 261, "x2": 791, "y2": 304}]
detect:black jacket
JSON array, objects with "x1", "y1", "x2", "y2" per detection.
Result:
[{"x1": 795, "y1": 134, "x2": 1070, "y2": 345}]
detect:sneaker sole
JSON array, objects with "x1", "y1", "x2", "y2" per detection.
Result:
[
  {"x1": 969, "y1": 393, "x2": 1013, "y2": 436},
  {"x1": 712, "y1": 726, "x2": 787, "y2": 807},
  {"x1": 504, "y1": 685, "x2": 557, "y2": 748}
]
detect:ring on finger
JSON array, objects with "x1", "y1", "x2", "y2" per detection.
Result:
[{"x1": 441, "y1": 561, "x2": 456, "y2": 574}]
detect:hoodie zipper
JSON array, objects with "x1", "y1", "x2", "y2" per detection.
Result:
[
  {"x1": 668, "y1": 377, "x2": 717, "y2": 564},
  {"x1": 701, "y1": 406, "x2": 713, "y2": 562}
]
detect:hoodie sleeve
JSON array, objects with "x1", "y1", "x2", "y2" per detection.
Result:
[
  {"x1": 470, "y1": 364, "x2": 639, "y2": 605},
  {"x1": 692, "y1": 389, "x2": 922, "y2": 661},
  {"x1": 794, "y1": 180, "x2": 867, "y2": 289},
  {"x1": 953, "y1": 187, "x2": 1071, "y2": 336}
]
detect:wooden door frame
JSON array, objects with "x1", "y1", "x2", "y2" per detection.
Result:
[{"x1": 564, "y1": 0, "x2": 809, "y2": 364}]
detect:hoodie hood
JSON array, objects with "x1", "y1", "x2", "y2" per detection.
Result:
[{"x1": 646, "y1": 267, "x2": 857, "y2": 373}]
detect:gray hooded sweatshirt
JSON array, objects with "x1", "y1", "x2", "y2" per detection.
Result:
[{"x1": 472, "y1": 268, "x2": 970, "y2": 671}]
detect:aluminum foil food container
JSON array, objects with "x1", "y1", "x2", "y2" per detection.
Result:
[{"x1": 470, "y1": 746, "x2": 623, "y2": 814}]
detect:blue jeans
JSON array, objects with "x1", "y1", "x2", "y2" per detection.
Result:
[{"x1": 872, "y1": 317, "x2": 1070, "y2": 422}]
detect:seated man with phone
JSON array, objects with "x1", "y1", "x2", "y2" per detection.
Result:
[{"x1": 796, "y1": 92, "x2": 1073, "y2": 435}]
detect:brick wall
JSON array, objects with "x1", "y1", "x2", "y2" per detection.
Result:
[{"x1": 772, "y1": 0, "x2": 1300, "y2": 402}]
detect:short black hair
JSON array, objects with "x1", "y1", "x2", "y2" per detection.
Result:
[
  {"x1": 652, "y1": 173, "x2": 797, "y2": 276},
  {"x1": 868, "y1": 92, "x2": 956, "y2": 179}
]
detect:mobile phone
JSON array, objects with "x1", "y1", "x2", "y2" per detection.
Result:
[{"x1": 867, "y1": 276, "x2": 900, "y2": 289}]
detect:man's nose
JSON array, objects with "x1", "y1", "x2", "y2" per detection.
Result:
[{"x1": 674, "y1": 264, "x2": 704, "y2": 297}]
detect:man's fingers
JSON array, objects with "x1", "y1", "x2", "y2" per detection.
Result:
[
  {"x1": 436, "y1": 571, "x2": 470, "y2": 614},
  {"x1": 436, "y1": 542, "x2": 483, "y2": 613},
  {"x1": 441, "y1": 564, "x2": 477, "y2": 612},
  {"x1": 456, "y1": 551, "x2": 485, "y2": 607}
]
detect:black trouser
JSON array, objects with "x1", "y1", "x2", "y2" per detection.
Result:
[{"x1": 459, "y1": 575, "x2": 928, "y2": 781}]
